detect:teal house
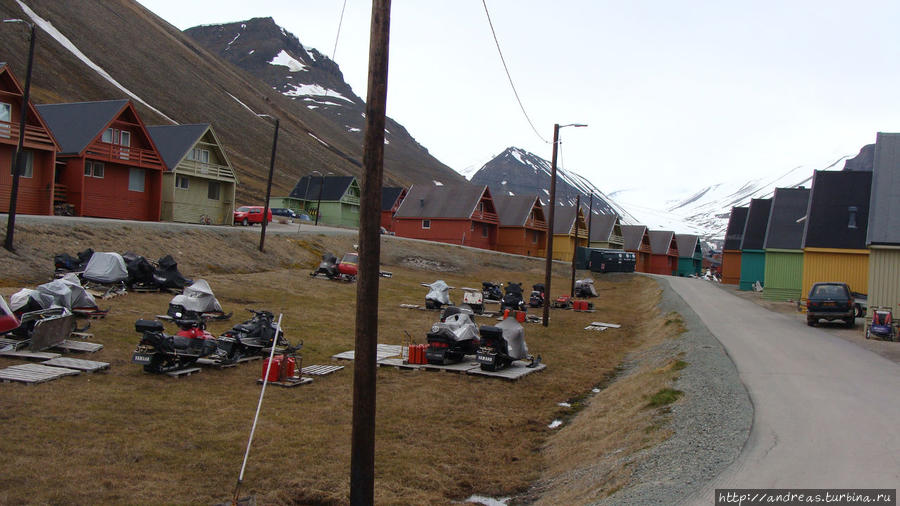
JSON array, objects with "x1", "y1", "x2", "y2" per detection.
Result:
[
  {"x1": 674, "y1": 234, "x2": 702, "y2": 276},
  {"x1": 739, "y1": 198, "x2": 773, "y2": 291},
  {"x1": 285, "y1": 175, "x2": 360, "y2": 228}
]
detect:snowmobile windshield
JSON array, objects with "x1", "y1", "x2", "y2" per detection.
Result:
[
  {"x1": 425, "y1": 280, "x2": 452, "y2": 305},
  {"x1": 171, "y1": 279, "x2": 223, "y2": 313},
  {"x1": 496, "y1": 317, "x2": 528, "y2": 359},
  {"x1": 341, "y1": 252, "x2": 358, "y2": 265},
  {"x1": 432, "y1": 312, "x2": 478, "y2": 342},
  {"x1": 322, "y1": 253, "x2": 338, "y2": 265}
]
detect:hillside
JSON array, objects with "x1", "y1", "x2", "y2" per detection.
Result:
[{"x1": 0, "y1": 1, "x2": 461, "y2": 205}]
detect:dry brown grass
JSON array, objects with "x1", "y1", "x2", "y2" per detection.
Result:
[{"x1": 0, "y1": 222, "x2": 683, "y2": 504}]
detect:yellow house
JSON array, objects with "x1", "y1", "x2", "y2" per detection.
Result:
[{"x1": 550, "y1": 204, "x2": 588, "y2": 261}]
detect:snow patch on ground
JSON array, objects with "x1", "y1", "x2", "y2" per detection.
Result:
[
  {"x1": 282, "y1": 83, "x2": 353, "y2": 103},
  {"x1": 433, "y1": 180, "x2": 443, "y2": 186},
  {"x1": 248, "y1": 49, "x2": 255, "y2": 55},
  {"x1": 465, "y1": 495, "x2": 510, "y2": 506},
  {"x1": 226, "y1": 32, "x2": 240, "y2": 47},
  {"x1": 307, "y1": 132, "x2": 329, "y2": 147},
  {"x1": 226, "y1": 92, "x2": 257, "y2": 115},
  {"x1": 548, "y1": 419, "x2": 563, "y2": 429},
  {"x1": 16, "y1": 0, "x2": 176, "y2": 123},
  {"x1": 347, "y1": 127, "x2": 360, "y2": 133},
  {"x1": 269, "y1": 49, "x2": 307, "y2": 72}
]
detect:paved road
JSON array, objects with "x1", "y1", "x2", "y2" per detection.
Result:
[{"x1": 666, "y1": 277, "x2": 900, "y2": 502}]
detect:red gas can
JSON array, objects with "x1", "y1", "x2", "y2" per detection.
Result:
[
  {"x1": 262, "y1": 355, "x2": 295, "y2": 382},
  {"x1": 515, "y1": 310, "x2": 526, "y2": 322}
]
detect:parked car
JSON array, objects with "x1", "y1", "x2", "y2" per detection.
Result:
[
  {"x1": 233, "y1": 206, "x2": 272, "y2": 226},
  {"x1": 271, "y1": 208, "x2": 297, "y2": 220},
  {"x1": 806, "y1": 282, "x2": 856, "y2": 328},
  {"x1": 296, "y1": 213, "x2": 312, "y2": 222}
]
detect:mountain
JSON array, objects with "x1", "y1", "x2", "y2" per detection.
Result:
[
  {"x1": 469, "y1": 147, "x2": 639, "y2": 223},
  {"x1": 0, "y1": 1, "x2": 460, "y2": 205}
]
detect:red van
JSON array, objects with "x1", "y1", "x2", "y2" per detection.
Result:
[{"x1": 233, "y1": 206, "x2": 273, "y2": 226}]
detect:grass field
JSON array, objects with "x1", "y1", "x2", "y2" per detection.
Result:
[{"x1": 0, "y1": 224, "x2": 684, "y2": 504}]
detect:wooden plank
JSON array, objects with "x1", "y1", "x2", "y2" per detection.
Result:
[
  {"x1": 420, "y1": 359, "x2": 481, "y2": 373},
  {"x1": 584, "y1": 325, "x2": 609, "y2": 332},
  {"x1": 0, "y1": 363, "x2": 81, "y2": 384},
  {"x1": 69, "y1": 332, "x2": 95, "y2": 340},
  {"x1": 590, "y1": 321, "x2": 622, "y2": 328},
  {"x1": 332, "y1": 344, "x2": 402, "y2": 361},
  {"x1": 52, "y1": 340, "x2": 104, "y2": 353},
  {"x1": 165, "y1": 367, "x2": 201, "y2": 378},
  {"x1": 43, "y1": 357, "x2": 109, "y2": 372},
  {"x1": 0, "y1": 349, "x2": 62, "y2": 360},
  {"x1": 376, "y1": 357, "x2": 425, "y2": 370},
  {"x1": 257, "y1": 377, "x2": 313, "y2": 388},
  {"x1": 301, "y1": 364, "x2": 344, "y2": 376},
  {"x1": 467, "y1": 361, "x2": 547, "y2": 381}
]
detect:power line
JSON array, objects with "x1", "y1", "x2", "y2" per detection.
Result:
[
  {"x1": 480, "y1": 0, "x2": 550, "y2": 144},
  {"x1": 332, "y1": 0, "x2": 348, "y2": 61}
]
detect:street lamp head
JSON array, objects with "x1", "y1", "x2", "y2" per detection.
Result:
[
  {"x1": 560, "y1": 123, "x2": 588, "y2": 129},
  {"x1": 3, "y1": 18, "x2": 33, "y2": 28}
]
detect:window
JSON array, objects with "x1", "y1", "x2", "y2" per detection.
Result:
[
  {"x1": 176, "y1": 175, "x2": 189, "y2": 189},
  {"x1": 0, "y1": 102, "x2": 10, "y2": 138},
  {"x1": 207, "y1": 181, "x2": 220, "y2": 200},
  {"x1": 471, "y1": 222, "x2": 475, "y2": 231},
  {"x1": 481, "y1": 224, "x2": 488, "y2": 238},
  {"x1": 119, "y1": 130, "x2": 131, "y2": 160},
  {"x1": 187, "y1": 148, "x2": 210, "y2": 164},
  {"x1": 85, "y1": 161, "x2": 104, "y2": 178},
  {"x1": 422, "y1": 219, "x2": 431, "y2": 229},
  {"x1": 532, "y1": 230, "x2": 538, "y2": 244},
  {"x1": 10, "y1": 150, "x2": 34, "y2": 178},
  {"x1": 102, "y1": 128, "x2": 115, "y2": 143},
  {"x1": 128, "y1": 168, "x2": 145, "y2": 192}
]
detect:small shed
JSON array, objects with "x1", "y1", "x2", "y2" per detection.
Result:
[
  {"x1": 762, "y1": 187, "x2": 810, "y2": 301},
  {"x1": 621, "y1": 225, "x2": 652, "y2": 272},
  {"x1": 801, "y1": 169, "x2": 872, "y2": 299},
  {"x1": 648, "y1": 230, "x2": 678, "y2": 276},
  {"x1": 675, "y1": 234, "x2": 702, "y2": 277},
  {"x1": 739, "y1": 198, "x2": 772, "y2": 290},
  {"x1": 493, "y1": 193, "x2": 546, "y2": 257},
  {"x1": 286, "y1": 175, "x2": 360, "y2": 228},
  {"x1": 721, "y1": 207, "x2": 749, "y2": 285},
  {"x1": 550, "y1": 204, "x2": 588, "y2": 261},
  {"x1": 866, "y1": 132, "x2": 900, "y2": 325},
  {"x1": 393, "y1": 183, "x2": 498, "y2": 250},
  {"x1": 380, "y1": 186, "x2": 407, "y2": 232}
]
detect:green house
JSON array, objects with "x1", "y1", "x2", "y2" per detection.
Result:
[
  {"x1": 587, "y1": 212, "x2": 624, "y2": 249},
  {"x1": 762, "y1": 187, "x2": 810, "y2": 301},
  {"x1": 285, "y1": 175, "x2": 360, "y2": 228},
  {"x1": 739, "y1": 198, "x2": 772, "y2": 291},
  {"x1": 674, "y1": 234, "x2": 702, "y2": 276},
  {"x1": 147, "y1": 124, "x2": 238, "y2": 225}
]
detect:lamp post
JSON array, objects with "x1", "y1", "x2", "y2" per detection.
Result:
[
  {"x1": 571, "y1": 194, "x2": 580, "y2": 297},
  {"x1": 542, "y1": 122, "x2": 587, "y2": 326},
  {"x1": 314, "y1": 171, "x2": 333, "y2": 226},
  {"x1": 3, "y1": 18, "x2": 36, "y2": 252},
  {"x1": 256, "y1": 114, "x2": 279, "y2": 252}
]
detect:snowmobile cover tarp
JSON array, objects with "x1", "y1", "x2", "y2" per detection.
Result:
[
  {"x1": 169, "y1": 279, "x2": 223, "y2": 313},
  {"x1": 496, "y1": 316, "x2": 528, "y2": 360},
  {"x1": 425, "y1": 280, "x2": 452, "y2": 305},
  {"x1": 575, "y1": 278, "x2": 598, "y2": 297},
  {"x1": 9, "y1": 275, "x2": 98, "y2": 313},
  {"x1": 10, "y1": 288, "x2": 54, "y2": 314},
  {"x1": 82, "y1": 252, "x2": 128, "y2": 284},
  {"x1": 154, "y1": 255, "x2": 192, "y2": 289},
  {"x1": 123, "y1": 252, "x2": 155, "y2": 286},
  {"x1": 0, "y1": 295, "x2": 18, "y2": 333},
  {"x1": 430, "y1": 312, "x2": 478, "y2": 342}
]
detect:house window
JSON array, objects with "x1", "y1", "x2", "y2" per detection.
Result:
[
  {"x1": 471, "y1": 222, "x2": 475, "y2": 232},
  {"x1": 176, "y1": 175, "x2": 189, "y2": 189},
  {"x1": 208, "y1": 181, "x2": 221, "y2": 200},
  {"x1": 481, "y1": 224, "x2": 488, "y2": 238},
  {"x1": 0, "y1": 102, "x2": 10, "y2": 138},
  {"x1": 103, "y1": 128, "x2": 131, "y2": 159},
  {"x1": 10, "y1": 150, "x2": 34, "y2": 178},
  {"x1": 85, "y1": 161, "x2": 104, "y2": 178},
  {"x1": 128, "y1": 168, "x2": 145, "y2": 192},
  {"x1": 532, "y1": 230, "x2": 538, "y2": 244},
  {"x1": 422, "y1": 219, "x2": 431, "y2": 229},
  {"x1": 187, "y1": 148, "x2": 210, "y2": 164},
  {"x1": 848, "y1": 206, "x2": 858, "y2": 229}
]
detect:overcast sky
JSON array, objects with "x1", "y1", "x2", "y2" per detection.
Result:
[{"x1": 137, "y1": 0, "x2": 900, "y2": 206}]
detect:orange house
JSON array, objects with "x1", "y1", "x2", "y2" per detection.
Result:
[
  {"x1": 380, "y1": 186, "x2": 406, "y2": 232},
  {"x1": 493, "y1": 193, "x2": 546, "y2": 257},
  {"x1": 392, "y1": 183, "x2": 499, "y2": 250},
  {"x1": 721, "y1": 206, "x2": 749, "y2": 285},
  {"x1": 648, "y1": 230, "x2": 679, "y2": 275},
  {"x1": 622, "y1": 224, "x2": 652, "y2": 272},
  {"x1": 35, "y1": 99, "x2": 164, "y2": 221},
  {"x1": 0, "y1": 64, "x2": 59, "y2": 215}
]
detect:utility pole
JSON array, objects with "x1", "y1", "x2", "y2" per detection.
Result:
[
  {"x1": 587, "y1": 192, "x2": 594, "y2": 244},
  {"x1": 541, "y1": 124, "x2": 560, "y2": 326},
  {"x1": 4, "y1": 19, "x2": 36, "y2": 252},
  {"x1": 258, "y1": 116, "x2": 279, "y2": 252},
  {"x1": 350, "y1": 0, "x2": 390, "y2": 504},
  {"x1": 571, "y1": 194, "x2": 580, "y2": 296}
]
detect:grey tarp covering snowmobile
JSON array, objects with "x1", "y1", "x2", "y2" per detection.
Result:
[
  {"x1": 169, "y1": 279, "x2": 223, "y2": 314},
  {"x1": 575, "y1": 278, "x2": 598, "y2": 297},
  {"x1": 495, "y1": 316, "x2": 528, "y2": 360},
  {"x1": 82, "y1": 252, "x2": 128, "y2": 284},
  {"x1": 429, "y1": 311, "x2": 478, "y2": 343},
  {"x1": 10, "y1": 274, "x2": 98, "y2": 312},
  {"x1": 424, "y1": 280, "x2": 452, "y2": 306}
]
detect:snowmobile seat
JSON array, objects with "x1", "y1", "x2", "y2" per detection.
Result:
[{"x1": 135, "y1": 319, "x2": 164, "y2": 333}]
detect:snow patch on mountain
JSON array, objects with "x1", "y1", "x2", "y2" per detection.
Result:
[
  {"x1": 283, "y1": 83, "x2": 352, "y2": 103},
  {"x1": 269, "y1": 49, "x2": 308, "y2": 72}
]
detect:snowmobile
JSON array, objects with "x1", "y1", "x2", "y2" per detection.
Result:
[
  {"x1": 216, "y1": 309, "x2": 292, "y2": 362},
  {"x1": 528, "y1": 283, "x2": 545, "y2": 308},
  {"x1": 482, "y1": 281, "x2": 503, "y2": 302},
  {"x1": 500, "y1": 282, "x2": 526, "y2": 312},
  {"x1": 166, "y1": 279, "x2": 230, "y2": 321},
  {"x1": 337, "y1": 252, "x2": 359, "y2": 281},
  {"x1": 477, "y1": 317, "x2": 537, "y2": 371},
  {"x1": 422, "y1": 280, "x2": 453, "y2": 310},
  {"x1": 460, "y1": 287, "x2": 485, "y2": 314},
  {"x1": 574, "y1": 278, "x2": 598, "y2": 298},
  {"x1": 131, "y1": 317, "x2": 219, "y2": 373},
  {"x1": 310, "y1": 252, "x2": 341, "y2": 280},
  {"x1": 425, "y1": 306, "x2": 480, "y2": 365}
]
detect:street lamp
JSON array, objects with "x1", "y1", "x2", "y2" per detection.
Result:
[
  {"x1": 542, "y1": 122, "x2": 587, "y2": 326},
  {"x1": 256, "y1": 114, "x2": 279, "y2": 252},
  {"x1": 314, "y1": 171, "x2": 334, "y2": 226},
  {"x1": 3, "y1": 18, "x2": 36, "y2": 252}
]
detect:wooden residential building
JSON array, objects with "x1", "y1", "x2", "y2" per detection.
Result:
[
  {"x1": 587, "y1": 212, "x2": 624, "y2": 250},
  {"x1": 0, "y1": 63, "x2": 59, "y2": 215},
  {"x1": 550, "y1": 204, "x2": 588, "y2": 261},
  {"x1": 762, "y1": 187, "x2": 810, "y2": 301},
  {"x1": 147, "y1": 124, "x2": 237, "y2": 225},
  {"x1": 286, "y1": 175, "x2": 360, "y2": 228},
  {"x1": 393, "y1": 183, "x2": 499, "y2": 250},
  {"x1": 866, "y1": 132, "x2": 900, "y2": 324},
  {"x1": 36, "y1": 99, "x2": 164, "y2": 221},
  {"x1": 738, "y1": 198, "x2": 772, "y2": 291},
  {"x1": 675, "y1": 234, "x2": 702, "y2": 277},
  {"x1": 380, "y1": 186, "x2": 406, "y2": 232},
  {"x1": 621, "y1": 224, "x2": 652, "y2": 272},
  {"x1": 493, "y1": 193, "x2": 546, "y2": 257},
  {"x1": 800, "y1": 170, "x2": 872, "y2": 299},
  {"x1": 648, "y1": 230, "x2": 679, "y2": 276},
  {"x1": 721, "y1": 207, "x2": 749, "y2": 285}
]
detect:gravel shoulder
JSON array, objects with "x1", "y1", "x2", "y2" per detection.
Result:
[{"x1": 596, "y1": 276, "x2": 752, "y2": 505}]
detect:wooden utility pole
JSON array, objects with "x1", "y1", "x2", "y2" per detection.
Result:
[
  {"x1": 541, "y1": 124, "x2": 560, "y2": 326},
  {"x1": 350, "y1": 1, "x2": 390, "y2": 505},
  {"x1": 571, "y1": 194, "x2": 580, "y2": 296},
  {"x1": 258, "y1": 117, "x2": 279, "y2": 252}
]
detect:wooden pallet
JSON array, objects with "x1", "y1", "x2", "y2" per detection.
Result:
[
  {"x1": 42, "y1": 357, "x2": 109, "y2": 372},
  {"x1": 0, "y1": 349, "x2": 61, "y2": 360},
  {"x1": 69, "y1": 332, "x2": 95, "y2": 340},
  {"x1": 257, "y1": 377, "x2": 313, "y2": 388},
  {"x1": 196, "y1": 355, "x2": 261, "y2": 369},
  {"x1": 52, "y1": 340, "x2": 104, "y2": 353},
  {"x1": 165, "y1": 367, "x2": 201, "y2": 378},
  {"x1": 332, "y1": 344, "x2": 402, "y2": 361},
  {"x1": 376, "y1": 357, "x2": 425, "y2": 370},
  {"x1": 421, "y1": 359, "x2": 481, "y2": 373},
  {"x1": 301, "y1": 364, "x2": 344, "y2": 376},
  {"x1": 590, "y1": 321, "x2": 621, "y2": 329},
  {"x1": 131, "y1": 287, "x2": 161, "y2": 293},
  {"x1": 0, "y1": 363, "x2": 81, "y2": 384},
  {"x1": 467, "y1": 361, "x2": 546, "y2": 381}
]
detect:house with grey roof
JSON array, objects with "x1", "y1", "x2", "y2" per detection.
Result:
[
  {"x1": 147, "y1": 124, "x2": 237, "y2": 225},
  {"x1": 621, "y1": 224, "x2": 652, "y2": 272},
  {"x1": 675, "y1": 234, "x2": 702, "y2": 277},
  {"x1": 493, "y1": 193, "x2": 546, "y2": 257},
  {"x1": 587, "y1": 212, "x2": 624, "y2": 250},
  {"x1": 739, "y1": 198, "x2": 772, "y2": 291},
  {"x1": 722, "y1": 206, "x2": 749, "y2": 285},
  {"x1": 393, "y1": 183, "x2": 499, "y2": 250},
  {"x1": 550, "y1": 203, "x2": 588, "y2": 261},
  {"x1": 279, "y1": 175, "x2": 360, "y2": 228},
  {"x1": 762, "y1": 187, "x2": 810, "y2": 301},
  {"x1": 866, "y1": 132, "x2": 900, "y2": 325}
]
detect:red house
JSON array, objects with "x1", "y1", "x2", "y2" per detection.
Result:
[
  {"x1": 392, "y1": 183, "x2": 499, "y2": 250},
  {"x1": 648, "y1": 230, "x2": 679, "y2": 275},
  {"x1": 0, "y1": 64, "x2": 59, "y2": 215},
  {"x1": 35, "y1": 99, "x2": 164, "y2": 221},
  {"x1": 380, "y1": 186, "x2": 406, "y2": 232},
  {"x1": 621, "y1": 224, "x2": 652, "y2": 272}
]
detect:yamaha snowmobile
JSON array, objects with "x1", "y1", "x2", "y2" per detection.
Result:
[
  {"x1": 477, "y1": 317, "x2": 532, "y2": 371},
  {"x1": 482, "y1": 281, "x2": 503, "y2": 302},
  {"x1": 422, "y1": 280, "x2": 453, "y2": 310},
  {"x1": 500, "y1": 282, "x2": 526, "y2": 312},
  {"x1": 528, "y1": 283, "x2": 545, "y2": 308},
  {"x1": 216, "y1": 309, "x2": 291, "y2": 362},
  {"x1": 132, "y1": 317, "x2": 219, "y2": 373},
  {"x1": 310, "y1": 253, "x2": 341, "y2": 280},
  {"x1": 425, "y1": 306, "x2": 479, "y2": 364}
]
